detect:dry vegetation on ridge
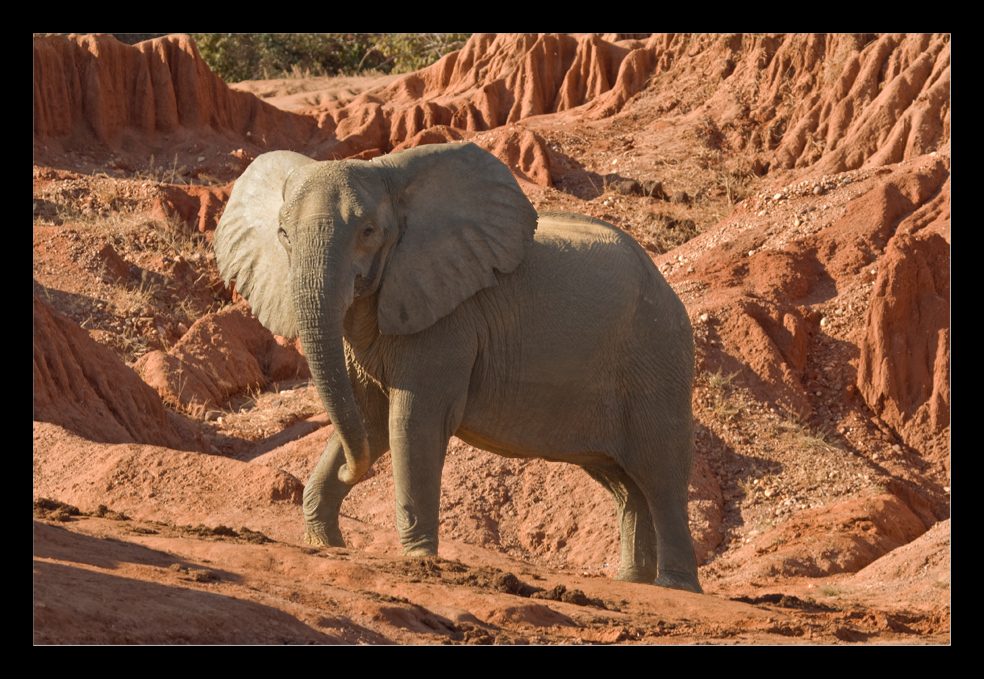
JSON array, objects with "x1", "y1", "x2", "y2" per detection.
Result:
[{"x1": 34, "y1": 33, "x2": 949, "y2": 644}]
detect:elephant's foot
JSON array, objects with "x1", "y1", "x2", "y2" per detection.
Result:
[
  {"x1": 400, "y1": 535, "x2": 438, "y2": 557},
  {"x1": 654, "y1": 571, "x2": 703, "y2": 594},
  {"x1": 302, "y1": 524, "x2": 346, "y2": 548},
  {"x1": 613, "y1": 566, "x2": 658, "y2": 584},
  {"x1": 401, "y1": 545, "x2": 438, "y2": 558}
]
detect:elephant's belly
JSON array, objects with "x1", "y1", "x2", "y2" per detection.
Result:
[
  {"x1": 454, "y1": 385, "x2": 623, "y2": 465},
  {"x1": 455, "y1": 427, "x2": 616, "y2": 466}
]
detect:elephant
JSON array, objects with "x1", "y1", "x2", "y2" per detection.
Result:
[{"x1": 214, "y1": 142, "x2": 702, "y2": 593}]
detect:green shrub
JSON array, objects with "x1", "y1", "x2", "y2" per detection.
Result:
[
  {"x1": 373, "y1": 33, "x2": 470, "y2": 73},
  {"x1": 188, "y1": 33, "x2": 470, "y2": 82}
]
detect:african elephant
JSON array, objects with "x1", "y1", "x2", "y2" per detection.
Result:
[{"x1": 214, "y1": 142, "x2": 701, "y2": 593}]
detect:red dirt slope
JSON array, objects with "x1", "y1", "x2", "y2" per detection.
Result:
[{"x1": 33, "y1": 33, "x2": 949, "y2": 644}]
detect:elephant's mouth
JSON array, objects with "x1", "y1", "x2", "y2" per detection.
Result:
[
  {"x1": 353, "y1": 251, "x2": 384, "y2": 299},
  {"x1": 353, "y1": 273, "x2": 371, "y2": 298}
]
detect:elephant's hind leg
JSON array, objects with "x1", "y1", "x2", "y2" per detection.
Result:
[
  {"x1": 646, "y1": 479, "x2": 702, "y2": 593},
  {"x1": 621, "y1": 398, "x2": 702, "y2": 593},
  {"x1": 582, "y1": 464, "x2": 658, "y2": 584}
]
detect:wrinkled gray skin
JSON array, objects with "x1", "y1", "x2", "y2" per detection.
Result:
[{"x1": 214, "y1": 142, "x2": 701, "y2": 592}]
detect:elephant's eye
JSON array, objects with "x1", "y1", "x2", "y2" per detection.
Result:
[
  {"x1": 277, "y1": 226, "x2": 292, "y2": 252},
  {"x1": 360, "y1": 224, "x2": 377, "y2": 242}
]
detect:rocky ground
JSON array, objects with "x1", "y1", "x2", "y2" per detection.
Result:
[{"x1": 33, "y1": 33, "x2": 950, "y2": 644}]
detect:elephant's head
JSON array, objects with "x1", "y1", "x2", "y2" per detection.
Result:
[{"x1": 214, "y1": 142, "x2": 538, "y2": 484}]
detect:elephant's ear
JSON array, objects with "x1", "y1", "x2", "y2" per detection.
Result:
[
  {"x1": 375, "y1": 142, "x2": 538, "y2": 335},
  {"x1": 214, "y1": 151, "x2": 315, "y2": 338}
]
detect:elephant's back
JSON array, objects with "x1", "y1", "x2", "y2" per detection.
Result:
[
  {"x1": 534, "y1": 211, "x2": 636, "y2": 249},
  {"x1": 523, "y1": 210, "x2": 692, "y2": 358},
  {"x1": 533, "y1": 211, "x2": 655, "y2": 268},
  {"x1": 477, "y1": 210, "x2": 686, "y2": 354},
  {"x1": 536, "y1": 210, "x2": 615, "y2": 231},
  {"x1": 529, "y1": 211, "x2": 667, "y2": 304}
]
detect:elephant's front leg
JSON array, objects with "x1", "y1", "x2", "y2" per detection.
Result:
[
  {"x1": 303, "y1": 433, "x2": 352, "y2": 547},
  {"x1": 388, "y1": 387, "x2": 459, "y2": 557},
  {"x1": 304, "y1": 374, "x2": 389, "y2": 547},
  {"x1": 303, "y1": 431, "x2": 390, "y2": 546}
]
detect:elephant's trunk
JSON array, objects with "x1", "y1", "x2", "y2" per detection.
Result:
[{"x1": 293, "y1": 252, "x2": 370, "y2": 486}]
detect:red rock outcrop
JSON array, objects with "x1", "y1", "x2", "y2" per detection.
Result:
[
  {"x1": 825, "y1": 155, "x2": 951, "y2": 465},
  {"x1": 151, "y1": 182, "x2": 232, "y2": 233},
  {"x1": 133, "y1": 304, "x2": 309, "y2": 414},
  {"x1": 674, "y1": 150, "x2": 949, "y2": 435},
  {"x1": 801, "y1": 34, "x2": 950, "y2": 175},
  {"x1": 330, "y1": 33, "x2": 947, "y2": 179},
  {"x1": 472, "y1": 128, "x2": 553, "y2": 187},
  {"x1": 858, "y1": 228, "x2": 950, "y2": 467},
  {"x1": 33, "y1": 33, "x2": 322, "y2": 153},
  {"x1": 714, "y1": 494, "x2": 927, "y2": 579},
  {"x1": 33, "y1": 291, "x2": 183, "y2": 448},
  {"x1": 539, "y1": 33, "x2": 949, "y2": 175},
  {"x1": 679, "y1": 33, "x2": 950, "y2": 174},
  {"x1": 34, "y1": 33, "x2": 950, "y2": 190}
]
